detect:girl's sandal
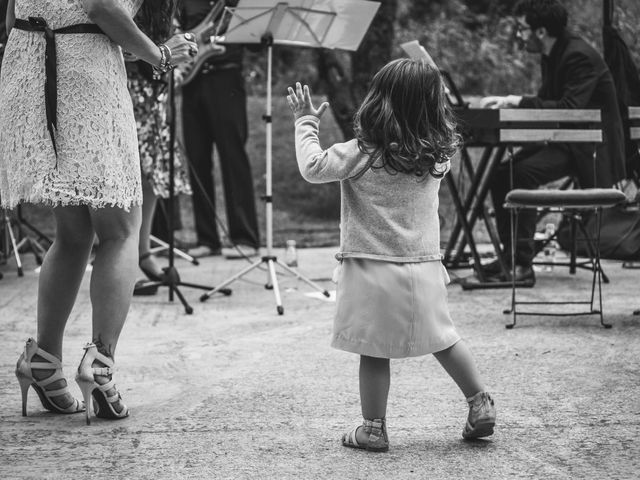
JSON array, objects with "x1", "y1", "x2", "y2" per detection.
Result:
[{"x1": 342, "y1": 418, "x2": 389, "y2": 452}]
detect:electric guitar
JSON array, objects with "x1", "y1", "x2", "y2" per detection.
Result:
[{"x1": 178, "y1": 0, "x2": 227, "y2": 86}]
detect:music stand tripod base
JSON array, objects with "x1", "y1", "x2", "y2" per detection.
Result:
[
  {"x1": 200, "y1": 254, "x2": 329, "y2": 315},
  {"x1": 140, "y1": 264, "x2": 232, "y2": 315}
]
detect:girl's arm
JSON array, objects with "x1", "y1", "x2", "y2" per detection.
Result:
[
  {"x1": 289, "y1": 82, "x2": 370, "y2": 183},
  {"x1": 294, "y1": 115, "x2": 370, "y2": 184},
  {"x1": 81, "y1": 0, "x2": 195, "y2": 67}
]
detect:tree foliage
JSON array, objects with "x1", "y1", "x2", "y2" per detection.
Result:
[{"x1": 243, "y1": 0, "x2": 640, "y2": 140}]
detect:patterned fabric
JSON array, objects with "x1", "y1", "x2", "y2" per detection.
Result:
[
  {"x1": 0, "y1": 0, "x2": 143, "y2": 209},
  {"x1": 127, "y1": 69, "x2": 191, "y2": 198}
]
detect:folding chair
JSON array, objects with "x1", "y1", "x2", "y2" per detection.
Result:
[{"x1": 501, "y1": 109, "x2": 626, "y2": 329}]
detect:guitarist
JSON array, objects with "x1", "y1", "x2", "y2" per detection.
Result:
[{"x1": 179, "y1": 0, "x2": 261, "y2": 259}]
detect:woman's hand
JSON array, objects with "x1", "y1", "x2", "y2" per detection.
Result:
[
  {"x1": 164, "y1": 32, "x2": 199, "y2": 67},
  {"x1": 287, "y1": 82, "x2": 329, "y2": 120}
]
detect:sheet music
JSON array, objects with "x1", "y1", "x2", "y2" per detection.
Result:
[
  {"x1": 400, "y1": 40, "x2": 438, "y2": 69},
  {"x1": 224, "y1": 0, "x2": 380, "y2": 51}
]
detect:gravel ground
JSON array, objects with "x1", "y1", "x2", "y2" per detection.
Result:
[{"x1": 1, "y1": 247, "x2": 639, "y2": 479}]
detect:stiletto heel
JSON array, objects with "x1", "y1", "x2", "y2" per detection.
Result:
[
  {"x1": 17, "y1": 374, "x2": 31, "y2": 417},
  {"x1": 76, "y1": 374, "x2": 94, "y2": 425},
  {"x1": 14, "y1": 338, "x2": 84, "y2": 416},
  {"x1": 75, "y1": 343, "x2": 129, "y2": 425}
]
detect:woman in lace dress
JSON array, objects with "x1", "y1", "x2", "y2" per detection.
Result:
[{"x1": 0, "y1": 0, "x2": 196, "y2": 423}]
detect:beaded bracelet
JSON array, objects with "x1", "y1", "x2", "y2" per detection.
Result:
[{"x1": 153, "y1": 43, "x2": 173, "y2": 78}]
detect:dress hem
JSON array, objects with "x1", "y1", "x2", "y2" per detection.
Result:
[
  {"x1": 331, "y1": 335, "x2": 461, "y2": 359},
  {"x1": 1, "y1": 196, "x2": 142, "y2": 211}
]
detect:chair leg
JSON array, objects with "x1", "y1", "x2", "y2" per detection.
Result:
[
  {"x1": 576, "y1": 216, "x2": 610, "y2": 284},
  {"x1": 594, "y1": 209, "x2": 612, "y2": 329},
  {"x1": 505, "y1": 208, "x2": 518, "y2": 329},
  {"x1": 569, "y1": 214, "x2": 577, "y2": 274}
]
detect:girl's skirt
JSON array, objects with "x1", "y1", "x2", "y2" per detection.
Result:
[{"x1": 332, "y1": 258, "x2": 460, "y2": 358}]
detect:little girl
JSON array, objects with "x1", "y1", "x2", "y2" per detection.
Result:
[{"x1": 287, "y1": 59, "x2": 496, "y2": 452}]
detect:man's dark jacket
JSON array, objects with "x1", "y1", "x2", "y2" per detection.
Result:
[{"x1": 519, "y1": 30, "x2": 626, "y2": 187}]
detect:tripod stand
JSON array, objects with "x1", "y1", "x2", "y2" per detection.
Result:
[
  {"x1": 150, "y1": 234, "x2": 198, "y2": 264},
  {"x1": 199, "y1": 0, "x2": 379, "y2": 314},
  {"x1": 1, "y1": 205, "x2": 51, "y2": 276},
  {"x1": 141, "y1": 69, "x2": 231, "y2": 314}
]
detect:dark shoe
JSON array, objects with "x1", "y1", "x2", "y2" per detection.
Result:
[
  {"x1": 133, "y1": 279, "x2": 159, "y2": 296},
  {"x1": 221, "y1": 245, "x2": 260, "y2": 259},
  {"x1": 488, "y1": 265, "x2": 536, "y2": 286},
  {"x1": 139, "y1": 252, "x2": 165, "y2": 282},
  {"x1": 479, "y1": 258, "x2": 510, "y2": 276},
  {"x1": 187, "y1": 245, "x2": 222, "y2": 259}
]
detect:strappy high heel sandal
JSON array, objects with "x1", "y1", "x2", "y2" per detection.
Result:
[
  {"x1": 342, "y1": 418, "x2": 389, "y2": 452},
  {"x1": 75, "y1": 343, "x2": 129, "y2": 425},
  {"x1": 15, "y1": 338, "x2": 84, "y2": 416}
]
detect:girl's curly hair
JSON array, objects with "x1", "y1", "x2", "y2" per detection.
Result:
[
  {"x1": 354, "y1": 58, "x2": 460, "y2": 180},
  {"x1": 134, "y1": 0, "x2": 178, "y2": 44}
]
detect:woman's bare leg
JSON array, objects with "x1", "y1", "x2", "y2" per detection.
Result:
[
  {"x1": 88, "y1": 205, "x2": 141, "y2": 413},
  {"x1": 89, "y1": 205, "x2": 141, "y2": 356},
  {"x1": 138, "y1": 176, "x2": 163, "y2": 278},
  {"x1": 34, "y1": 205, "x2": 94, "y2": 408},
  {"x1": 36, "y1": 206, "x2": 94, "y2": 357}
]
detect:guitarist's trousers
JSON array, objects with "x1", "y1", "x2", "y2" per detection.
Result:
[{"x1": 182, "y1": 67, "x2": 260, "y2": 250}]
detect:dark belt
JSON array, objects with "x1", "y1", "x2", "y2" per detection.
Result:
[{"x1": 14, "y1": 17, "x2": 104, "y2": 159}]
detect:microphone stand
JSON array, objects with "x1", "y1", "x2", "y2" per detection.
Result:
[{"x1": 144, "y1": 68, "x2": 232, "y2": 314}]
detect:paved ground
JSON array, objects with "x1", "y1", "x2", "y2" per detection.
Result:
[{"x1": 1, "y1": 247, "x2": 639, "y2": 479}]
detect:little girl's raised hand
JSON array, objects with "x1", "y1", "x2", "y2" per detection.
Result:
[{"x1": 287, "y1": 82, "x2": 329, "y2": 120}]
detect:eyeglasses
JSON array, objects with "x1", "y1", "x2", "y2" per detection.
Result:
[{"x1": 514, "y1": 23, "x2": 532, "y2": 36}]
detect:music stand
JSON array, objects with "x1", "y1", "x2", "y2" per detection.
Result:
[
  {"x1": 199, "y1": 0, "x2": 380, "y2": 314},
  {"x1": 140, "y1": 70, "x2": 232, "y2": 314}
]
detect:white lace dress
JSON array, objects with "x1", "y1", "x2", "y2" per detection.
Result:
[{"x1": 0, "y1": 0, "x2": 143, "y2": 210}]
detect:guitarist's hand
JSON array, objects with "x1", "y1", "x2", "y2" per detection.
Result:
[{"x1": 165, "y1": 32, "x2": 199, "y2": 66}]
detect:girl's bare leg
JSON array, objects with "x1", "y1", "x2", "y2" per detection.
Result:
[
  {"x1": 433, "y1": 340, "x2": 485, "y2": 398},
  {"x1": 356, "y1": 355, "x2": 390, "y2": 443}
]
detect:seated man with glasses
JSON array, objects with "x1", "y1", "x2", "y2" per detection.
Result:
[{"x1": 479, "y1": 0, "x2": 625, "y2": 284}]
